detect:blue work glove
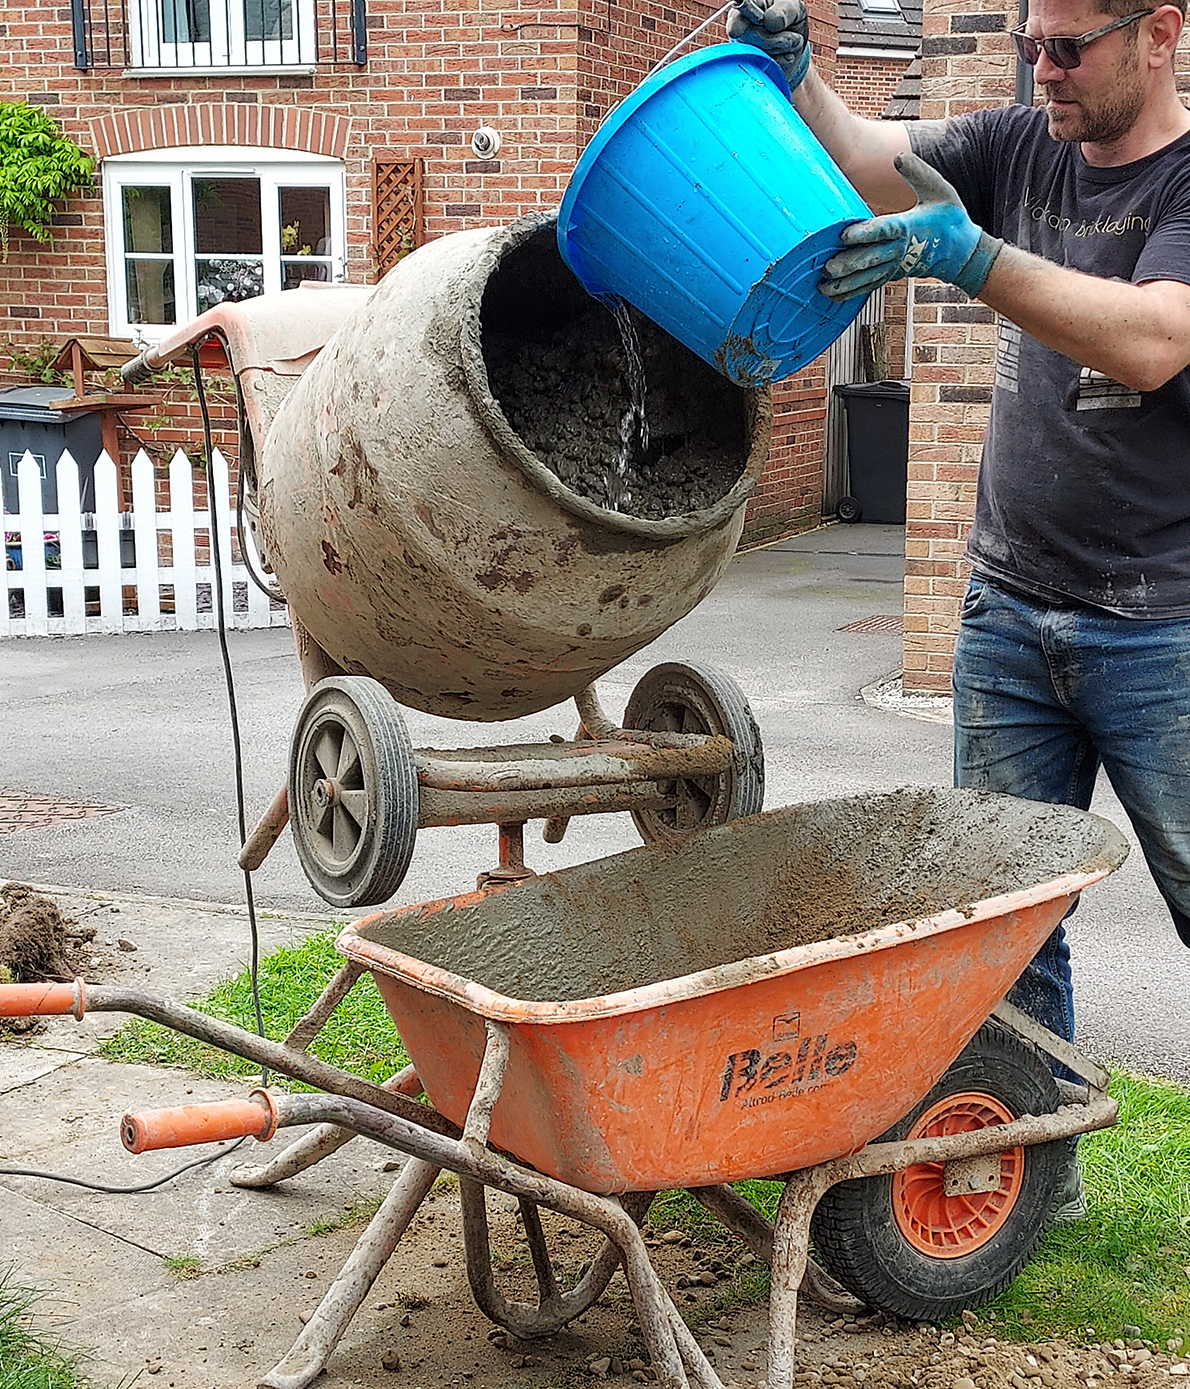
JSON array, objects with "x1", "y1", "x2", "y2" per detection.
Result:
[
  {"x1": 820, "y1": 151, "x2": 1004, "y2": 300},
  {"x1": 726, "y1": 0, "x2": 811, "y2": 91}
]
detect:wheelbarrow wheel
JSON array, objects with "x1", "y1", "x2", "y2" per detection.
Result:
[
  {"x1": 809, "y1": 1020, "x2": 1065, "y2": 1323},
  {"x1": 289, "y1": 676, "x2": 420, "y2": 909},
  {"x1": 623, "y1": 661, "x2": 764, "y2": 843}
]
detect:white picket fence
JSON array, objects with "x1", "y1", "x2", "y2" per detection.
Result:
[{"x1": 2, "y1": 447, "x2": 290, "y2": 637}]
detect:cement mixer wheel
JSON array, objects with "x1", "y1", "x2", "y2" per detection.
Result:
[
  {"x1": 809, "y1": 1020, "x2": 1066, "y2": 1323},
  {"x1": 289, "y1": 676, "x2": 419, "y2": 909},
  {"x1": 623, "y1": 661, "x2": 764, "y2": 843}
]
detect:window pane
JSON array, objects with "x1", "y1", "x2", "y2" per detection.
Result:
[
  {"x1": 123, "y1": 187, "x2": 173, "y2": 254},
  {"x1": 126, "y1": 260, "x2": 176, "y2": 325},
  {"x1": 161, "y1": 0, "x2": 210, "y2": 42},
  {"x1": 278, "y1": 187, "x2": 330, "y2": 256},
  {"x1": 193, "y1": 178, "x2": 262, "y2": 255},
  {"x1": 244, "y1": 0, "x2": 293, "y2": 40},
  {"x1": 281, "y1": 258, "x2": 331, "y2": 290},
  {"x1": 196, "y1": 258, "x2": 264, "y2": 310}
]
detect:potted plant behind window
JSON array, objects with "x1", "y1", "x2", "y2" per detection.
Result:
[{"x1": 0, "y1": 103, "x2": 93, "y2": 261}]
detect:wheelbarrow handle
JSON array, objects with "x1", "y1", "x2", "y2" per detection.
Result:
[
  {"x1": 0, "y1": 980, "x2": 85, "y2": 1020},
  {"x1": 122, "y1": 1088, "x2": 279, "y2": 1154}
]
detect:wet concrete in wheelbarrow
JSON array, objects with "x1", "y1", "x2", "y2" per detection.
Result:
[{"x1": 359, "y1": 788, "x2": 1125, "y2": 1003}]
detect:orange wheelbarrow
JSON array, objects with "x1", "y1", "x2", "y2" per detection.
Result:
[{"x1": 1, "y1": 788, "x2": 1129, "y2": 1389}]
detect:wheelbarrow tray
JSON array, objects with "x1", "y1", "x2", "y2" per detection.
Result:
[{"x1": 338, "y1": 787, "x2": 1127, "y2": 1193}]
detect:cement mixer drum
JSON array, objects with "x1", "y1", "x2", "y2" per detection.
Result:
[{"x1": 257, "y1": 212, "x2": 770, "y2": 721}]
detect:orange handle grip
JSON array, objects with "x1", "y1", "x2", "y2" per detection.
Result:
[
  {"x1": 0, "y1": 980, "x2": 84, "y2": 1019},
  {"x1": 121, "y1": 1088, "x2": 279, "y2": 1154}
]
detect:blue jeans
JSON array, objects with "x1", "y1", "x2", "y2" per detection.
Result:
[{"x1": 953, "y1": 573, "x2": 1190, "y2": 1047}]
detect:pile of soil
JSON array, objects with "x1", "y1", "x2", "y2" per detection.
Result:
[
  {"x1": 0, "y1": 881, "x2": 74, "y2": 981},
  {"x1": 485, "y1": 304, "x2": 744, "y2": 521},
  {"x1": 0, "y1": 882, "x2": 131, "y2": 1032}
]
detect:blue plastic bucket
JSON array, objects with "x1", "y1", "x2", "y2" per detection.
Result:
[{"x1": 557, "y1": 43, "x2": 871, "y2": 386}]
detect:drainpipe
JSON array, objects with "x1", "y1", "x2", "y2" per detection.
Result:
[{"x1": 1014, "y1": 0, "x2": 1034, "y2": 105}]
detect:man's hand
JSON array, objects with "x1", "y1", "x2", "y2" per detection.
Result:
[
  {"x1": 820, "y1": 151, "x2": 1003, "y2": 300},
  {"x1": 726, "y1": 0, "x2": 811, "y2": 90}
]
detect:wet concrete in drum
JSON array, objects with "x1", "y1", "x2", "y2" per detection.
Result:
[{"x1": 485, "y1": 303, "x2": 745, "y2": 520}]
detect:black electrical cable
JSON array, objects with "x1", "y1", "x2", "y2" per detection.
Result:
[
  {"x1": 190, "y1": 345, "x2": 269, "y2": 1088},
  {"x1": 0, "y1": 1139, "x2": 247, "y2": 1194}
]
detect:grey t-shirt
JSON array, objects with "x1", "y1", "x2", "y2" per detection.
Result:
[{"x1": 910, "y1": 104, "x2": 1190, "y2": 616}]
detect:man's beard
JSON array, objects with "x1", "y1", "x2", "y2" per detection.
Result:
[{"x1": 1042, "y1": 49, "x2": 1146, "y2": 144}]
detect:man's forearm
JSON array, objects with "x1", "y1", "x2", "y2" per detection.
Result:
[
  {"x1": 979, "y1": 246, "x2": 1190, "y2": 393},
  {"x1": 791, "y1": 67, "x2": 914, "y2": 213}
]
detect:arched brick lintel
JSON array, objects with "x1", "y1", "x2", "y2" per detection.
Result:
[{"x1": 92, "y1": 105, "x2": 350, "y2": 160}]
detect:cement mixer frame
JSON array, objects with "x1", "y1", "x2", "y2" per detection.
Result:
[{"x1": 123, "y1": 259, "x2": 766, "y2": 908}]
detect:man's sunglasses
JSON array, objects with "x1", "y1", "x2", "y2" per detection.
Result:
[{"x1": 1010, "y1": 8, "x2": 1153, "y2": 68}]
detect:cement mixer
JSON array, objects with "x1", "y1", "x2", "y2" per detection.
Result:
[{"x1": 124, "y1": 211, "x2": 769, "y2": 907}]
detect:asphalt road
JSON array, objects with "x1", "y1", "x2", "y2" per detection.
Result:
[{"x1": 2, "y1": 523, "x2": 1187, "y2": 1081}]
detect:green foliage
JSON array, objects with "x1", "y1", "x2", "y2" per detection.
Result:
[
  {"x1": 4, "y1": 337, "x2": 69, "y2": 386},
  {"x1": 0, "y1": 1266, "x2": 86, "y2": 1388},
  {"x1": 99, "y1": 929, "x2": 410, "y2": 1087},
  {"x1": 0, "y1": 104, "x2": 94, "y2": 259},
  {"x1": 161, "y1": 1254, "x2": 202, "y2": 1282}
]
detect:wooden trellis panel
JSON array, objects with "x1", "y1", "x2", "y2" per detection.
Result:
[{"x1": 372, "y1": 156, "x2": 424, "y2": 279}]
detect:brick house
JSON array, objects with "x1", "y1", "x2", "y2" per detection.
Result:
[
  {"x1": 837, "y1": 0, "x2": 920, "y2": 126},
  {"x1": 0, "y1": 0, "x2": 922, "y2": 550}
]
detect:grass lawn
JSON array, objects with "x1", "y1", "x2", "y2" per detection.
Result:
[
  {"x1": 0, "y1": 1269, "x2": 89, "y2": 1389},
  {"x1": 100, "y1": 930, "x2": 1190, "y2": 1344}
]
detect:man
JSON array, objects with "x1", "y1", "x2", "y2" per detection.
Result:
[{"x1": 729, "y1": 0, "x2": 1190, "y2": 1214}]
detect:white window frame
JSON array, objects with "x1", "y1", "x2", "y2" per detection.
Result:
[
  {"x1": 127, "y1": 0, "x2": 316, "y2": 69},
  {"x1": 104, "y1": 147, "x2": 346, "y2": 343}
]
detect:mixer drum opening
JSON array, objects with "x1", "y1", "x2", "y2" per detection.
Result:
[
  {"x1": 258, "y1": 212, "x2": 770, "y2": 721},
  {"x1": 478, "y1": 222, "x2": 754, "y2": 526}
]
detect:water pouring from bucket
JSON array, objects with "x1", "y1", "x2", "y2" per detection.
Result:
[{"x1": 556, "y1": 41, "x2": 872, "y2": 387}]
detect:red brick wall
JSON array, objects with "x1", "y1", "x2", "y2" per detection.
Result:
[
  {"x1": 743, "y1": 366, "x2": 829, "y2": 545},
  {"x1": 834, "y1": 50, "x2": 912, "y2": 116},
  {"x1": 0, "y1": 0, "x2": 599, "y2": 344},
  {"x1": 1, "y1": 0, "x2": 841, "y2": 548},
  {"x1": 740, "y1": 0, "x2": 840, "y2": 544},
  {"x1": 903, "y1": 3, "x2": 1039, "y2": 690}
]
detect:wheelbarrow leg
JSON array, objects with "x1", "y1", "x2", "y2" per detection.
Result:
[
  {"x1": 459, "y1": 1181, "x2": 654, "y2": 1339},
  {"x1": 691, "y1": 1184, "x2": 866, "y2": 1318},
  {"x1": 659, "y1": 1288, "x2": 725, "y2": 1389},
  {"x1": 257, "y1": 1155, "x2": 440, "y2": 1389},
  {"x1": 613, "y1": 1218, "x2": 698, "y2": 1389},
  {"x1": 458, "y1": 1022, "x2": 692, "y2": 1387},
  {"x1": 766, "y1": 1169, "x2": 827, "y2": 1389}
]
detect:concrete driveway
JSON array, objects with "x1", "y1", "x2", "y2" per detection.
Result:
[{"x1": 2, "y1": 523, "x2": 1186, "y2": 1081}]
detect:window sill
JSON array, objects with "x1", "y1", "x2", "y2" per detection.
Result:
[{"x1": 122, "y1": 64, "x2": 319, "y2": 77}]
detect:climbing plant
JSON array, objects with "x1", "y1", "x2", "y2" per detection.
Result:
[{"x1": 0, "y1": 102, "x2": 94, "y2": 261}]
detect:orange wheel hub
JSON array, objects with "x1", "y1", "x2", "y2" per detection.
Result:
[{"x1": 891, "y1": 1091, "x2": 1025, "y2": 1258}]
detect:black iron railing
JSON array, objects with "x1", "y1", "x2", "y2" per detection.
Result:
[{"x1": 72, "y1": 0, "x2": 365, "y2": 68}]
